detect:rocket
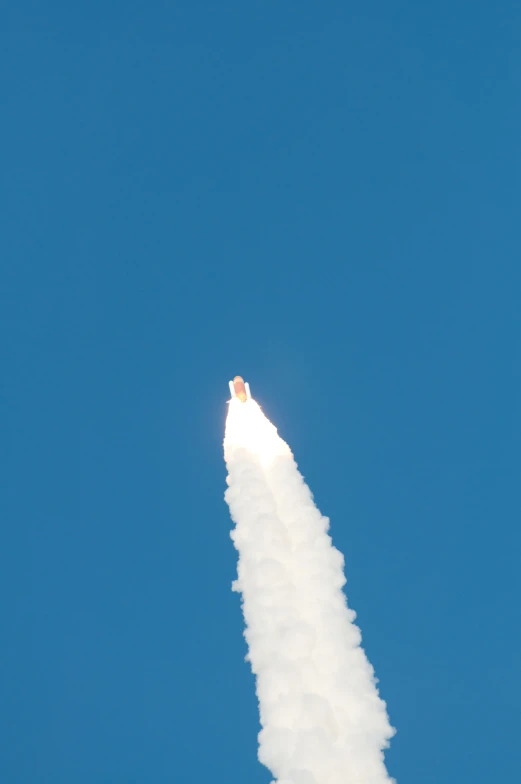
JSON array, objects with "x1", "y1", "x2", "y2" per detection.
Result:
[{"x1": 229, "y1": 375, "x2": 251, "y2": 402}]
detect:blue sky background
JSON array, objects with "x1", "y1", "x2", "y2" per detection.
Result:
[{"x1": 2, "y1": 2, "x2": 520, "y2": 782}]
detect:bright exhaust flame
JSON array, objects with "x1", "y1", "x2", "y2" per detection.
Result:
[
  {"x1": 224, "y1": 396, "x2": 395, "y2": 784},
  {"x1": 225, "y1": 398, "x2": 290, "y2": 464}
]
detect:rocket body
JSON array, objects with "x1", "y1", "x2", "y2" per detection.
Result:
[{"x1": 229, "y1": 376, "x2": 251, "y2": 402}]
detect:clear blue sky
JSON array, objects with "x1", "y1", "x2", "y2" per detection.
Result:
[{"x1": 2, "y1": 2, "x2": 520, "y2": 782}]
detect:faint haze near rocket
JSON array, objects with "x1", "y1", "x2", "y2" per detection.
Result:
[{"x1": 224, "y1": 378, "x2": 395, "y2": 784}]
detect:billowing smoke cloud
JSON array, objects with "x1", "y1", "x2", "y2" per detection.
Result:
[{"x1": 224, "y1": 399, "x2": 395, "y2": 784}]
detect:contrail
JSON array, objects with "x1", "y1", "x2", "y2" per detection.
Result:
[{"x1": 224, "y1": 385, "x2": 395, "y2": 784}]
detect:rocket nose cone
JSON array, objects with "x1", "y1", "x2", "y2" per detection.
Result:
[{"x1": 233, "y1": 375, "x2": 244, "y2": 383}]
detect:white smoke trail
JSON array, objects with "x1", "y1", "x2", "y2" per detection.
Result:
[{"x1": 224, "y1": 398, "x2": 395, "y2": 784}]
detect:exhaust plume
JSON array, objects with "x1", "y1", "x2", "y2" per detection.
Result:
[{"x1": 224, "y1": 398, "x2": 395, "y2": 784}]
